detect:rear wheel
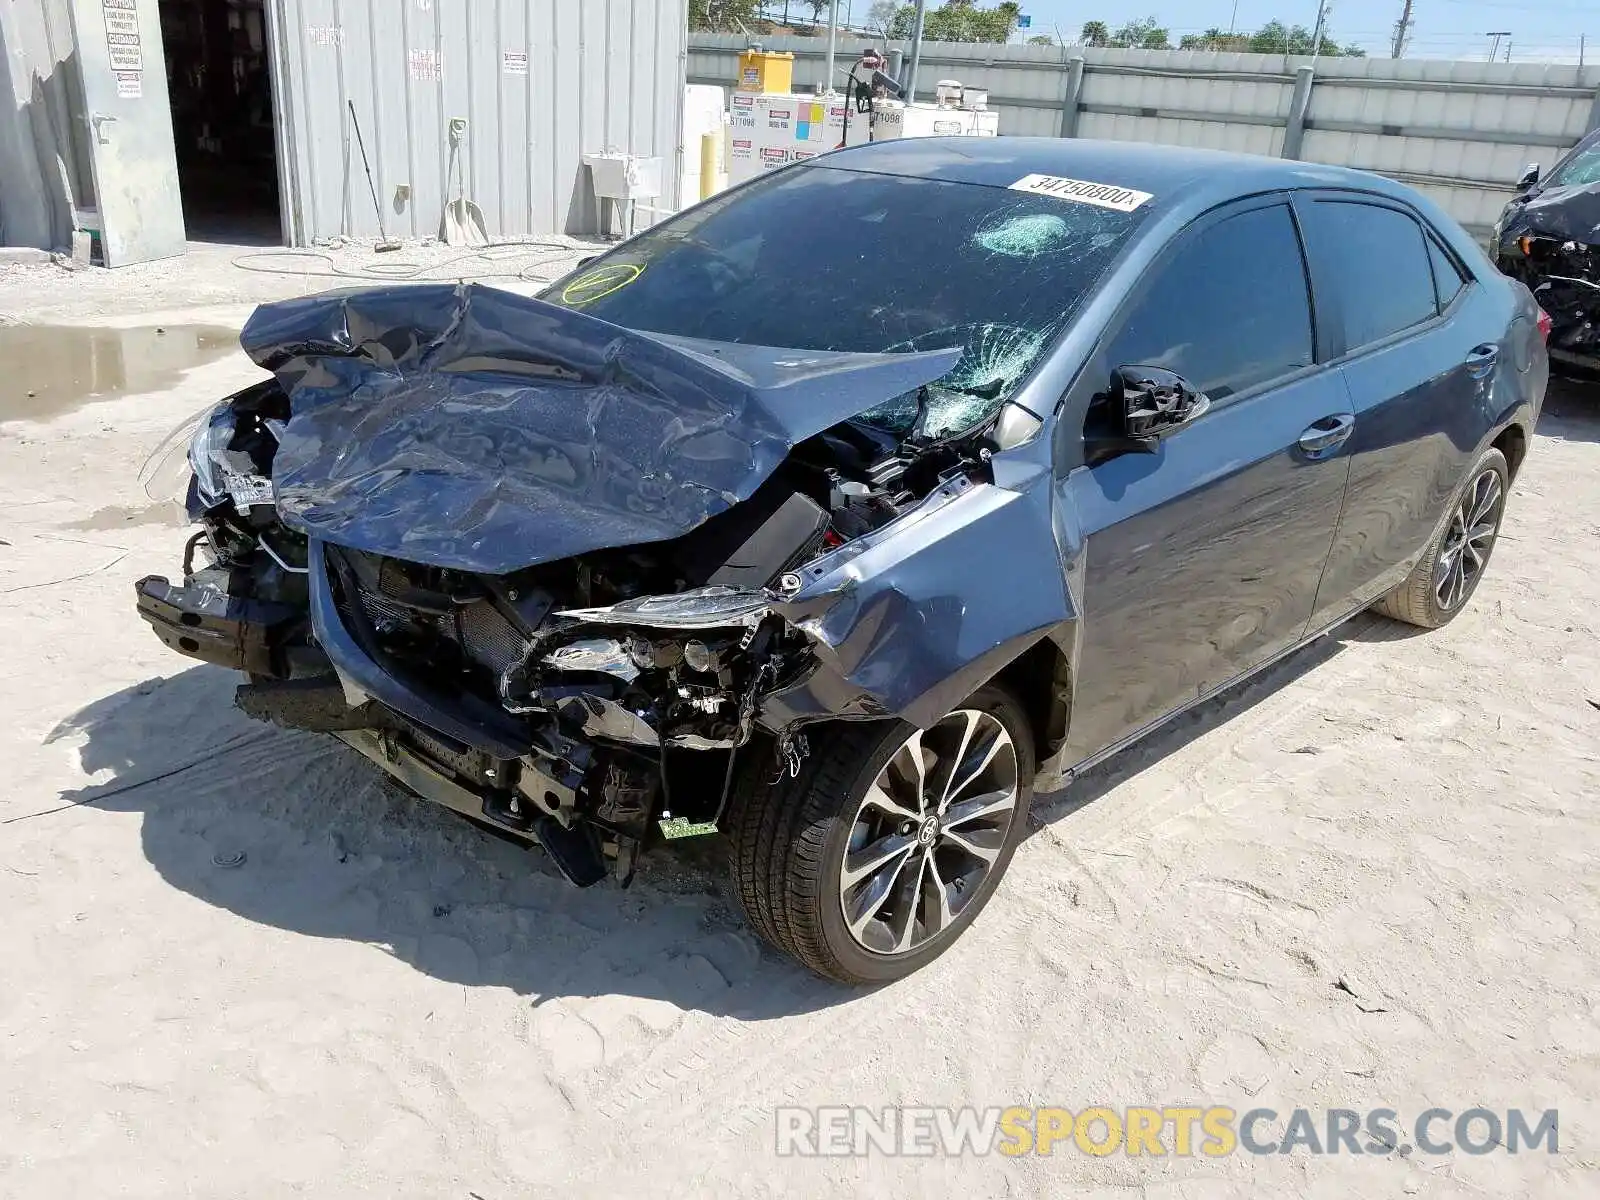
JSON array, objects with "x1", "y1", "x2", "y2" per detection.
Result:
[
  {"x1": 1375, "y1": 446, "x2": 1508, "y2": 629},
  {"x1": 725, "y1": 685, "x2": 1034, "y2": 984}
]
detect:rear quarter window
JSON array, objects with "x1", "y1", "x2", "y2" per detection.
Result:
[{"x1": 1427, "y1": 236, "x2": 1469, "y2": 311}]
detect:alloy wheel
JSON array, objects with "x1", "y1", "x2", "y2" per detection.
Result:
[
  {"x1": 1433, "y1": 467, "x2": 1504, "y2": 612},
  {"x1": 837, "y1": 709, "x2": 1021, "y2": 956}
]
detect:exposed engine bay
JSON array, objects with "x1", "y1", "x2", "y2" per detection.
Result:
[
  {"x1": 1499, "y1": 235, "x2": 1599, "y2": 365},
  {"x1": 135, "y1": 284, "x2": 1044, "y2": 887},
  {"x1": 1496, "y1": 183, "x2": 1600, "y2": 368}
]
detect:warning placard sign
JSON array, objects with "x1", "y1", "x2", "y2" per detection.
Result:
[{"x1": 102, "y1": 0, "x2": 144, "y2": 75}]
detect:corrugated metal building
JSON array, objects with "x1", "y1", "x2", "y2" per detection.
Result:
[
  {"x1": 1, "y1": 0, "x2": 688, "y2": 264},
  {"x1": 0, "y1": 0, "x2": 92, "y2": 252}
]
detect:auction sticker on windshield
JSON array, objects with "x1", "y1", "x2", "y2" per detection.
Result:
[{"x1": 1008, "y1": 175, "x2": 1153, "y2": 213}]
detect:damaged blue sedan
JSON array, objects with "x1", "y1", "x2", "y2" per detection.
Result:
[{"x1": 136, "y1": 138, "x2": 1547, "y2": 983}]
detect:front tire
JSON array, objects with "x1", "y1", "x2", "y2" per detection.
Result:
[
  {"x1": 726, "y1": 685, "x2": 1035, "y2": 984},
  {"x1": 1374, "y1": 446, "x2": 1508, "y2": 629}
]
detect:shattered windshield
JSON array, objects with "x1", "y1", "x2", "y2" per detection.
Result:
[
  {"x1": 1546, "y1": 138, "x2": 1600, "y2": 189},
  {"x1": 543, "y1": 163, "x2": 1148, "y2": 437}
]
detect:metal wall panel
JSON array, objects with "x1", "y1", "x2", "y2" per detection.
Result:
[
  {"x1": 274, "y1": 0, "x2": 687, "y2": 245},
  {"x1": 689, "y1": 34, "x2": 1600, "y2": 239},
  {"x1": 0, "y1": 0, "x2": 92, "y2": 248}
]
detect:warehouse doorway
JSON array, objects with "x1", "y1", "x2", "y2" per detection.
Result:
[{"x1": 155, "y1": 0, "x2": 283, "y2": 243}]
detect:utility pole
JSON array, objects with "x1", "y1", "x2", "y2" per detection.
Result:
[
  {"x1": 905, "y1": 0, "x2": 928, "y2": 103},
  {"x1": 1311, "y1": 0, "x2": 1331, "y2": 57},
  {"x1": 1486, "y1": 30, "x2": 1511, "y2": 61},
  {"x1": 1390, "y1": 0, "x2": 1413, "y2": 58},
  {"x1": 824, "y1": 0, "x2": 839, "y2": 91}
]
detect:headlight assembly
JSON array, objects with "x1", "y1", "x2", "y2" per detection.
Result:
[
  {"x1": 138, "y1": 400, "x2": 234, "y2": 505},
  {"x1": 186, "y1": 401, "x2": 238, "y2": 508}
]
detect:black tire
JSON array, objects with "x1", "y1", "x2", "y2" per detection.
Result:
[
  {"x1": 724, "y1": 684, "x2": 1035, "y2": 985},
  {"x1": 1374, "y1": 446, "x2": 1509, "y2": 629}
]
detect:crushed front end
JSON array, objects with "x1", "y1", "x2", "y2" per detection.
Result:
[
  {"x1": 1496, "y1": 184, "x2": 1600, "y2": 370},
  {"x1": 135, "y1": 284, "x2": 1052, "y2": 887}
]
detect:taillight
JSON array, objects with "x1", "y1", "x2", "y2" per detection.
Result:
[{"x1": 1536, "y1": 308, "x2": 1552, "y2": 342}]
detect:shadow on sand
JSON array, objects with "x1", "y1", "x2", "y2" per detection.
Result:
[
  {"x1": 1539, "y1": 375, "x2": 1600, "y2": 444},
  {"x1": 32, "y1": 611, "x2": 1396, "y2": 1015}
]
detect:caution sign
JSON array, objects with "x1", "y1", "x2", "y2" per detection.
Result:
[{"x1": 103, "y1": 0, "x2": 143, "y2": 75}]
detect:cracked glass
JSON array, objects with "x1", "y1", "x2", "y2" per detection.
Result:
[{"x1": 544, "y1": 163, "x2": 1149, "y2": 436}]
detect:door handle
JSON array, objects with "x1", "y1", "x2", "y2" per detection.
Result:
[
  {"x1": 1465, "y1": 344, "x2": 1499, "y2": 379},
  {"x1": 90, "y1": 113, "x2": 118, "y2": 145},
  {"x1": 1298, "y1": 413, "x2": 1355, "y2": 455}
]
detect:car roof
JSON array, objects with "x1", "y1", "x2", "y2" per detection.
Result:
[{"x1": 815, "y1": 136, "x2": 1421, "y2": 223}]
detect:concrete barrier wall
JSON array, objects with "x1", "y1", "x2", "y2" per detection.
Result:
[{"x1": 689, "y1": 34, "x2": 1600, "y2": 239}]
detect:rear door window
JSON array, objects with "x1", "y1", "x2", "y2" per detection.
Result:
[
  {"x1": 1299, "y1": 200, "x2": 1438, "y2": 352},
  {"x1": 1102, "y1": 203, "x2": 1314, "y2": 400}
]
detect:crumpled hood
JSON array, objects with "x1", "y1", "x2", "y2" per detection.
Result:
[
  {"x1": 1503, "y1": 181, "x2": 1600, "y2": 246},
  {"x1": 240, "y1": 284, "x2": 959, "y2": 574}
]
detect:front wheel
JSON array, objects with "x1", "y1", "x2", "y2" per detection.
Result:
[
  {"x1": 1374, "y1": 446, "x2": 1509, "y2": 629},
  {"x1": 725, "y1": 685, "x2": 1035, "y2": 984}
]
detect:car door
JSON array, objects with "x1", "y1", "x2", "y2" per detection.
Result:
[
  {"x1": 1294, "y1": 194, "x2": 1500, "y2": 625},
  {"x1": 66, "y1": 0, "x2": 187, "y2": 266},
  {"x1": 1057, "y1": 197, "x2": 1354, "y2": 765}
]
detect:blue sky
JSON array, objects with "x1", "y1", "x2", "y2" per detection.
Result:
[{"x1": 1008, "y1": 0, "x2": 1596, "y2": 61}]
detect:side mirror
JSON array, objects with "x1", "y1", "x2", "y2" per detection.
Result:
[
  {"x1": 1086, "y1": 365, "x2": 1210, "y2": 460},
  {"x1": 1516, "y1": 162, "x2": 1540, "y2": 189},
  {"x1": 575, "y1": 255, "x2": 599, "y2": 270}
]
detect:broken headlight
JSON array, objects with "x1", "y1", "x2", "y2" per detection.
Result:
[
  {"x1": 139, "y1": 400, "x2": 232, "y2": 505},
  {"x1": 555, "y1": 586, "x2": 771, "y2": 630},
  {"x1": 186, "y1": 400, "x2": 238, "y2": 508}
]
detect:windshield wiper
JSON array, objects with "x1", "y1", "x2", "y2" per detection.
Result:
[
  {"x1": 908, "y1": 377, "x2": 1009, "y2": 444},
  {"x1": 936, "y1": 377, "x2": 1006, "y2": 401}
]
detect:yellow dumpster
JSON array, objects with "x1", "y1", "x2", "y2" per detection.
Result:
[{"x1": 735, "y1": 49, "x2": 794, "y2": 94}]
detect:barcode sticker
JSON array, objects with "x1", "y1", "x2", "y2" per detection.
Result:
[{"x1": 1009, "y1": 174, "x2": 1153, "y2": 212}]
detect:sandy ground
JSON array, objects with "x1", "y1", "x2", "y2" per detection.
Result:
[
  {"x1": 0, "y1": 235, "x2": 600, "y2": 325},
  {"x1": 2, "y1": 253, "x2": 1599, "y2": 1198}
]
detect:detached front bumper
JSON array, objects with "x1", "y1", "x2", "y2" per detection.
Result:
[
  {"x1": 135, "y1": 558, "x2": 595, "y2": 872},
  {"x1": 134, "y1": 575, "x2": 301, "y2": 677}
]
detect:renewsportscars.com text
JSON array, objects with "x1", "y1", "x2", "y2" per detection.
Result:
[{"x1": 774, "y1": 1105, "x2": 1558, "y2": 1158}]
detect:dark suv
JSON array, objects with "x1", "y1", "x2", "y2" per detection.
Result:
[
  {"x1": 1490, "y1": 127, "x2": 1600, "y2": 371},
  {"x1": 136, "y1": 138, "x2": 1547, "y2": 984}
]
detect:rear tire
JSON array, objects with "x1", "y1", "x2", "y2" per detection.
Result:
[
  {"x1": 1374, "y1": 446, "x2": 1508, "y2": 629},
  {"x1": 725, "y1": 685, "x2": 1035, "y2": 985}
]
